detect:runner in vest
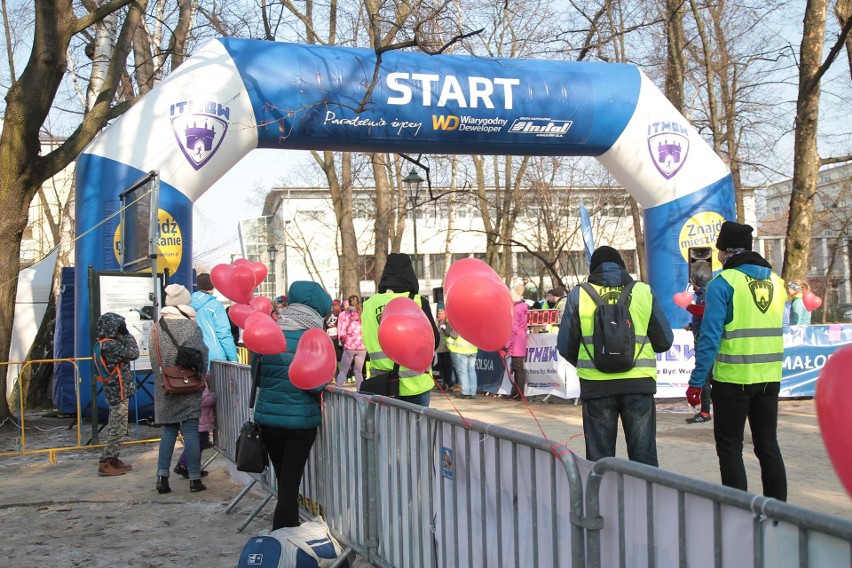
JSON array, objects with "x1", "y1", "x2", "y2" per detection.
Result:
[
  {"x1": 687, "y1": 221, "x2": 788, "y2": 500},
  {"x1": 361, "y1": 253, "x2": 439, "y2": 406},
  {"x1": 556, "y1": 246, "x2": 673, "y2": 466}
]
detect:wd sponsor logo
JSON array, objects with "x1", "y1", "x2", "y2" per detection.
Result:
[
  {"x1": 432, "y1": 115, "x2": 509, "y2": 133},
  {"x1": 508, "y1": 119, "x2": 572, "y2": 138}
]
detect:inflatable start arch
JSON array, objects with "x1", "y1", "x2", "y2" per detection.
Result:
[{"x1": 75, "y1": 39, "x2": 734, "y2": 407}]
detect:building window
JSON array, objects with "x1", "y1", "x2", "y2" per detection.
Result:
[
  {"x1": 430, "y1": 254, "x2": 446, "y2": 280},
  {"x1": 358, "y1": 255, "x2": 375, "y2": 281}
]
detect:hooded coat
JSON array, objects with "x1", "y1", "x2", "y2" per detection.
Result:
[
  {"x1": 252, "y1": 281, "x2": 332, "y2": 430},
  {"x1": 556, "y1": 261, "x2": 673, "y2": 400},
  {"x1": 148, "y1": 305, "x2": 208, "y2": 424},
  {"x1": 94, "y1": 313, "x2": 140, "y2": 405},
  {"x1": 190, "y1": 290, "x2": 238, "y2": 368},
  {"x1": 375, "y1": 253, "x2": 440, "y2": 349}
]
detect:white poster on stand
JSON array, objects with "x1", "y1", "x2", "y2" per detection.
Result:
[{"x1": 97, "y1": 274, "x2": 158, "y2": 371}]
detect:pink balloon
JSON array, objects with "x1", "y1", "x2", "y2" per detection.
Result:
[
  {"x1": 444, "y1": 258, "x2": 501, "y2": 297},
  {"x1": 378, "y1": 299, "x2": 434, "y2": 372},
  {"x1": 210, "y1": 264, "x2": 256, "y2": 304},
  {"x1": 802, "y1": 290, "x2": 822, "y2": 312},
  {"x1": 233, "y1": 258, "x2": 251, "y2": 267},
  {"x1": 250, "y1": 295, "x2": 273, "y2": 316},
  {"x1": 444, "y1": 273, "x2": 512, "y2": 352},
  {"x1": 290, "y1": 328, "x2": 337, "y2": 389},
  {"x1": 673, "y1": 291, "x2": 693, "y2": 308},
  {"x1": 816, "y1": 344, "x2": 852, "y2": 498},
  {"x1": 242, "y1": 312, "x2": 286, "y2": 355},
  {"x1": 228, "y1": 304, "x2": 254, "y2": 329},
  {"x1": 229, "y1": 259, "x2": 268, "y2": 286}
]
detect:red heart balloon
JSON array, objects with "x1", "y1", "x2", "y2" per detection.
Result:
[
  {"x1": 210, "y1": 263, "x2": 256, "y2": 304},
  {"x1": 378, "y1": 299, "x2": 434, "y2": 372},
  {"x1": 246, "y1": 262, "x2": 268, "y2": 286},
  {"x1": 242, "y1": 312, "x2": 285, "y2": 355},
  {"x1": 250, "y1": 295, "x2": 273, "y2": 316},
  {"x1": 228, "y1": 303, "x2": 254, "y2": 329},
  {"x1": 444, "y1": 258, "x2": 501, "y2": 297},
  {"x1": 673, "y1": 291, "x2": 693, "y2": 308},
  {"x1": 444, "y1": 272, "x2": 512, "y2": 352},
  {"x1": 233, "y1": 258, "x2": 251, "y2": 267},
  {"x1": 290, "y1": 328, "x2": 337, "y2": 389},
  {"x1": 816, "y1": 344, "x2": 852, "y2": 499},
  {"x1": 802, "y1": 290, "x2": 822, "y2": 312}
]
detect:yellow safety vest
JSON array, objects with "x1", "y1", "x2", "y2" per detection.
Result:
[
  {"x1": 714, "y1": 270, "x2": 786, "y2": 384},
  {"x1": 361, "y1": 291, "x2": 434, "y2": 396},
  {"x1": 445, "y1": 330, "x2": 478, "y2": 355},
  {"x1": 576, "y1": 282, "x2": 657, "y2": 381}
]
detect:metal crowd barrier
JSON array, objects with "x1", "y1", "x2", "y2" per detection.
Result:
[
  {"x1": 209, "y1": 361, "x2": 852, "y2": 568},
  {"x1": 0, "y1": 357, "x2": 159, "y2": 462}
]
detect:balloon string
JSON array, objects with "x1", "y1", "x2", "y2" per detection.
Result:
[
  {"x1": 433, "y1": 378, "x2": 474, "y2": 428},
  {"x1": 498, "y1": 354, "x2": 552, "y2": 445}
]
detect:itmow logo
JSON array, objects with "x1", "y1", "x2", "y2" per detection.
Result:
[
  {"x1": 170, "y1": 100, "x2": 230, "y2": 170},
  {"x1": 647, "y1": 121, "x2": 690, "y2": 179}
]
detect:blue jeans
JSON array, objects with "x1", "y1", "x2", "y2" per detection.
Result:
[
  {"x1": 582, "y1": 394, "x2": 658, "y2": 467},
  {"x1": 451, "y1": 352, "x2": 477, "y2": 395},
  {"x1": 157, "y1": 418, "x2": 202, "y2": 480},
  {"x1": 399, "y1": 391, "x2": 431, "y2": 407},
  {"x1": 711, "y1": 380, "x2": 786, "y2": 500}
]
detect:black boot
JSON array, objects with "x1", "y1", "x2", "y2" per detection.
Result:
[
  {"x1": 189, "y1": 479, "x2": 207, "y2": 492},
  {"x1": 156, "y1": 476, "x2": 171, "y2": 494}
]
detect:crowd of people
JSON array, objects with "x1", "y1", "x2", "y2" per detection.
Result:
[{"x1": 92, "y1": 217, "x2": 795, "y2": 532}]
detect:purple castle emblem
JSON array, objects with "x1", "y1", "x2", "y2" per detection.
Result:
[
  {"x1": 170, "y1": 100, "x2": 230, "y2": 170},
  {"x1": 647, "y1": 121, "x2": 690, "y2": 179}
]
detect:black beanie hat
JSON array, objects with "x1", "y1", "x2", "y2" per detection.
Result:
[
  {"x1": 196, "y1": 273, "x2": 213, "y2": 291},
  {"x1": 715, "y1": 221, "x2": 753, "y2": 251},
  {"x1": 589, "y1": 246, "x2": 626, "y2": 272}
]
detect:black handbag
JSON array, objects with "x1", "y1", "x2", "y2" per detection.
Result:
[
  {"x1": 359, "y1": 369, "x2": 400, "y2": 398},
  {"x1": 235, "y1": 357, "x2": 268, "y2": 473}
]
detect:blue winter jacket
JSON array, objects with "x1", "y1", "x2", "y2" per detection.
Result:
[
  {"x1": 251, "y1": 281, "x2": 332, "y2": 430},
  {"x1": 190, "y1": 291, "x2": 238, "y2": 369}
]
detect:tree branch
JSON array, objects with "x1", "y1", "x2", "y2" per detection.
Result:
[
  {"x1": 806, "y1": 14, "x2": 852, "y2": 92},
  {"x1": 73, "y1": 0, "x2": 135, "y2": 33},
  {"x1": 820, "y1": 154, "x2": 852, "y2": 166}
]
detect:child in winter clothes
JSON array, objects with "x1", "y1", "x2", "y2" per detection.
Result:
[
  {"x1": 93, "y1": 312, "x2": 140, "y2": 476},
  {"x1": 336, "y1": 295, "x2": 367, "y2": 389},
  {"x1": 174, "y1": 384, "x2": 216, "y2": 478}
]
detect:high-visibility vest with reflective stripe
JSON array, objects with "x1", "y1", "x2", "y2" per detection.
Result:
[
  {"x1": 714, "y1": 270, "x2": 786, "y2": 384},
  {"x1": 361, "y1": 291, "x2": 434, "y2": 396},
  {"x1": 576, "y1": 282, "x2": 657, "y2": 381},
  {"x1": 446, "y1": 332, "x2": 478, "y2": 355}
]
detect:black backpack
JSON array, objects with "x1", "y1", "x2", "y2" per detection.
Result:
[{"x1": 579, "y1": 281, "x2": 646, "y2": 373}]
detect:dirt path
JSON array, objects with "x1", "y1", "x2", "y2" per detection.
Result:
[{"x1": 0, "y1": 396, "x2": 848, "y2": 567}]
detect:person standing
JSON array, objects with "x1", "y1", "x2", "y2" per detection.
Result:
[
  {"x1": 93, "y1": 312, "x2": 139, "y2": 476},
  {"x1": 786, "y1": 280, "x2": 812, "y2": 326},
  {"x1": 325, "y1": 300, "x2": 343, "y2": 361},
  {"x1": 556, "y1": 246, "x2": 673, "y2": 466},
  {"x1": 687, "y1": 221, "x2": 788, "y2": 500},
  {"x1": 685, "y1": 267, "x2": 713, "y2": 424},
  {"x1": 190, "y1": 272, "x2": 239, "y2": 368},
  {"x1": 504, "y1": 285, "x2": 529, "y2": 400},
  {"x1": 252, "y1": 281, "x2": 332, "y2": 530},
  {"x1": 443, "y1": 318, "x2": 478, "y2": 399},
  {"x1": 150, "y1": 284, "x2": 209, "y2": 494},
  {"x1": 434, "y1": 305, "x2": 457, "y2": 391},
  {"x1": 360, "y1": 253, "x2": 439, "y2": 406},
  {"x1": 336, "y1": 295, "x2": 367, "y2": 389}
]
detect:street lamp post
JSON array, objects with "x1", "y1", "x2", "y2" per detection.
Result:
[
  {"x1": 267, "y1": 244, "x2": 278, "y2": 297},
  {"x1": 403, "y1": 168, "x2": 425, "y2": 271},
  {"x1": 282, "y1": 219, "x2": 291, "y2": 294}
]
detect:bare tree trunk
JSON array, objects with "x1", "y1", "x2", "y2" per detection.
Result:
[
  {"x1": 783, "y1": 0, "x2": 828, "y2": 282},
  {"x1": 371, "y1": 153, "x2": 393, "y2": 287},
  {"x1": 837, "y1": 1, "x2": 852, "y2": 79},
  {"x1": 664, "y1": 0, "x2": 686, "y2": 112}
]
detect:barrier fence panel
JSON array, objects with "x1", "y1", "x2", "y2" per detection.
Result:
[
  {"x1": 208, "y1": 362, "x2": 852, "y2": 568},
  {"x1": 584, "y1": 457, "x2": 852, "y2": 568}
]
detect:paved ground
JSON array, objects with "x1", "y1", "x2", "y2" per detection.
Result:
[{"x1": 0, "y1": 393, "x2": 849, "y2": 567}]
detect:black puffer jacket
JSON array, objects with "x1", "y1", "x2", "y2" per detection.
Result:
[{"x1": 94, "y1": 312, "x2": 140, "y2": 405}]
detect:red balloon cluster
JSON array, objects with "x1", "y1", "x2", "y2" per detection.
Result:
[
  {"x1": 290, "y1": 328, "x2": 337, "y2": 389},
  {"x1": 673, "y1": 291, "x2": 693, "y2": 308},
  {"x1": 211, "y1": 260, "x2": 284, "y2": 355},
  {"x1": 378, "y1": 297, "x2": 435, "y2": 372},
  {"x1": 802, "y1": 290, "x2": 822, "y2": 312},
  {"x1": 443, "y1": 258, "x2": 512, "y2": 352},
  {"x1": 816, "y1": 344, "x2": 852, "y2": 498}
]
